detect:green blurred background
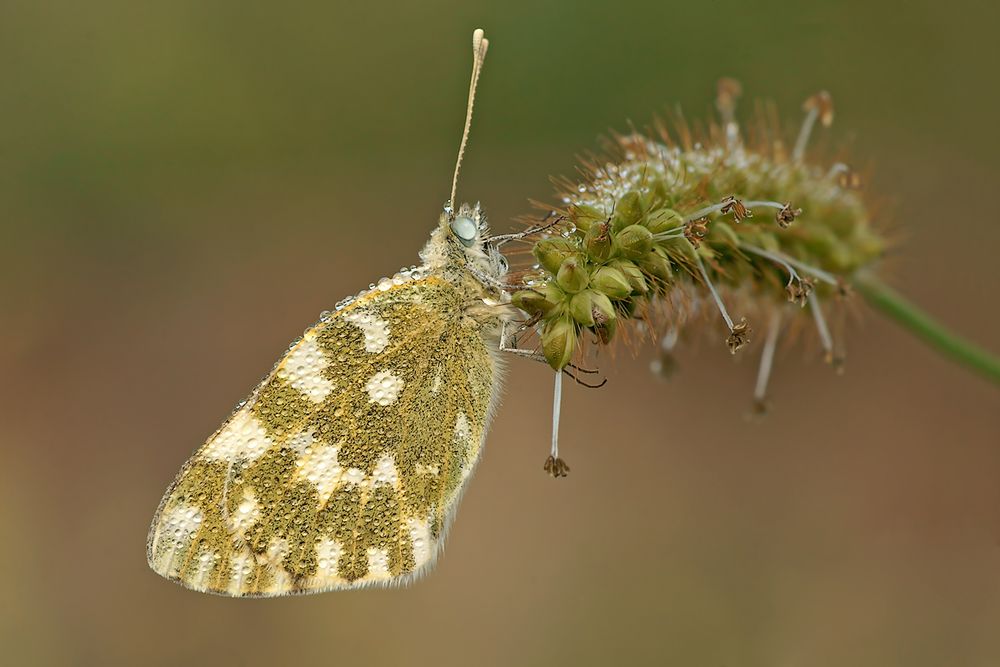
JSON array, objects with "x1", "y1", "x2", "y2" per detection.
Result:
[{"x1": 3, "y1": 1, "x2": 999, "y2": 665}]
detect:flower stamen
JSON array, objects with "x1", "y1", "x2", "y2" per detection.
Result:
[
  {"x1": 695, "y1": 254, "x2": 736, "y2": 331},
  {"x1": 716, "y1": 78, "x2": 743, "y2": 149},
  {"x1": 683, "y1": 217, "x2": 710, "y2": 247},
  {"x1": 727, "y1": 317, "x2": 753, "y2": 354},
  {"x1": 544, "y1": 371, "x2": 570, "y2": 478},
  {"x1": 793, "y1": 91, "x2": 834, "y2": 162},
  {"x1": 753, "y1": 310, "x2": 783, "y2": 414},
  {"x1": 808, "y1": 291, "x2": 835, "y2": 364}
]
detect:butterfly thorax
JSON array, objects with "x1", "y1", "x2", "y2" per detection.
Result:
[{"x1": 418, "y1": 202, "x2": 511, "y2": 331}]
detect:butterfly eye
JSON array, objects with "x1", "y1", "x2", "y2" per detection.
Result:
[{"x1": 450, "y1": 216, "x2": 478, "y2": 247}]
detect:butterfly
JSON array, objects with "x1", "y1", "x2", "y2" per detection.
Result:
[{"x1": 146, "y1": 29, "x2": 552, "y2": 595}]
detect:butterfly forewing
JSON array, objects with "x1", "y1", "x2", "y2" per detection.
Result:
[{"x1": 147, "y1": 275, "x2": 498, "y2": 596}]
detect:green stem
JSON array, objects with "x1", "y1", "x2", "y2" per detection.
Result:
[{"x1": 853, "y1": 273, "x2": 1000, "y2": 387}]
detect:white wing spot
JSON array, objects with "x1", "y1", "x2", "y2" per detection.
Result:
[
  {"x1": 295, "y1": 444, "x2": 343, "y2": 505},
  {"x1": 415, "y1": 463, "x2": 440, "y2": 476},
  {"x1": 365, "y1": 370, "x2": 404, "y2": 406},
  {"x1": 344, "y1": 310, "x2": 391, "y2": 354},
  {"x1": 262, "y1": 538, "x2": 292, "y2": 593},
  {"x1": 228, "y1": 490, "x2": 260, "y2": 535},
  {"x1": 365, "y1": 548, "x2": 391, "y2": 580},
  {"x1": 191, "y1": 549, "x2": 219, "y2": 591},
  {"x1": 279, "y1": 338, "x2": 334, "y2": 403},
  {"x1": 316, "y1": 537, "x2": 344, "y2": 575},
  {"x1": 372, "y1": 454, "x2": 399, "y2": 486},
  {"x1": 286, "y1": 429, "x2": 316, "y2": 457},
  {"x1": 454, "y1": 412, "x2": 471, "y2": 441},
  {"x1": 265, "y1": 538, "x2": 289, "y2": 563},
  {"x1": 152, "y1": 503, "x2": 204, "y2": 576},
  {"x1": 455, "y1": 412, "x2": 478, "y2": 481},
  {"x1": 345, "y1": 467, "x2": 366, "y2": 486},
  {"x1": 228, "y1": 552, "x2": 255, "y2": 594},
  {"x1": 407, "y1": 517, "x2": 433, "y2": 569},
  {"x1": 159, "y1": 503, "x2": 203, "y2": 554},
  {"x1": 202, "y1": 407, "x2": 274, "y2": 463}
]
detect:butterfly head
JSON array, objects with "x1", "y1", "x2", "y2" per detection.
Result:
[
  {"x1": 445, "y1": 201, "x2": 486, "y2": 250},
  {"x1": 421, "y1": 202, "x2": 508, "y2": 284}
]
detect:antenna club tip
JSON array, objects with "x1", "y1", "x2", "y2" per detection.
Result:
[{"x1": 472, "y1": 28, "x2": 488, "y2": 51}]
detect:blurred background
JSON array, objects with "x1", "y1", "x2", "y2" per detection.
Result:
[{"x1": 2, "y1": 1, "x2": 999, "y2": 665}]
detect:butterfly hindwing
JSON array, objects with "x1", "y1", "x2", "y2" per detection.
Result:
[{"x1": 147, "y1": 275, "x2": 498, "y2": 596}]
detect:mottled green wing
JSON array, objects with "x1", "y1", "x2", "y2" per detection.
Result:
[{"x1": 147, "y1": 276, "x2": 498, "y2": 596}]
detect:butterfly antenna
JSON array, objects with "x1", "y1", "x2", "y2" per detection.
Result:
[{"x1": 448, "y1": 28, "x2": 489, "y2": 212}]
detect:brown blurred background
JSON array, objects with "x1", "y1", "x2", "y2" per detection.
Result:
[{"x1": 2, "y1": 1, "x2": 999, "y2": 665}]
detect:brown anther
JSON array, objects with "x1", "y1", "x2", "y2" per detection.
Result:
[
  {"x1": 720, "y1": 195, "x2": 752, "y2": 223},
  {"x1": 785, "y1": 277, "x2": 814, "y2": 307},
  {"x1": 726, "y1": 317, "x2": 752, "y2": 354},
  {"x1": 803, "y1": 91, "x2": 835, "y2": 127},
  {"x1": 837, "y1": 169, "x2": 863, "y2": 190},
  {"x1": 835, "y1": 276, "x2": 853, "y2": 299},
  {"x1": 776, "y1": 203, "x2": 802, "y2": 228},
  {"x1": 650, "y1": 352, "x2": 679, "y2": 380},
  {"x1": 752, "y1": 397, "x2": 770, "y2": 417},
  {"x1": 684, "y1": 217, "x2": 710, "y2": 247},
  {"x1": 832, "y1": 355, "x2": 846, "y2": 374},
  {"x1": 543, "y1": 455, "x2": 570, "y2": 478}
]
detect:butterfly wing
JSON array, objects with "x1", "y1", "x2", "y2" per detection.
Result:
[{"x1": 147, "y1": 275, "x2": 499, "y2": 595}]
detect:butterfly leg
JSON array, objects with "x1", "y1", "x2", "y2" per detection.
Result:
[
  {"x1": 497, "y1": 319, "x2": 607, "y2": 389},
  {"x1": 497, "y1": 318, "x2": 544, "y2": 361},
  {"x1": 467, "y1": 265, "x2": 524, "y2": 292}
]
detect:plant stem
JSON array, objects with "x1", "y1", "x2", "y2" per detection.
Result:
[{"x1": 853, "y1": 273, "x2": 1000, "y2": 387}]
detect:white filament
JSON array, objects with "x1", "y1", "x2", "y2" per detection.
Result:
[
  {"x1": 808, "y1": 291, "x2": 834, "y2": 359},
  {"x1": 754, "y1": 311, "x2": 782, "y2": 402},
  {"x1": 793, "y1": 107, "x2": 819, "y2": 162},
  {"x1": 550, "y1": 371, "x2": 563, "y2": 459},
  {"x1": 739, "y1": 243, "x2": 801, "y2": 287},
  {"x1": 695, "y1": 254, "x2": 735, "y2": 331},
  {"x1": 682, "y1": 199, "x2": 786, "y2": 224},
  {"x1": 740, "y1": 243, "x2": 838, "y2": 286},
  {"x1": 684, "y1": 202, "x2": 728, "y2": 222}
]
